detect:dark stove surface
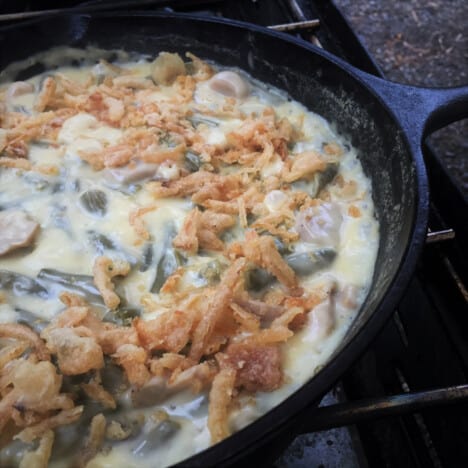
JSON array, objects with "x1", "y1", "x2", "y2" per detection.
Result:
[{"x1": 1, "y1": 1, "x2": 466, "y2": 467}]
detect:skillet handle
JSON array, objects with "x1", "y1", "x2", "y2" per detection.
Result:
[
  {"x1": 418, "y1": 85, "x2": 468, "y2": 136},
  {"x1": 354, "y1": 71, "x2": 468, "y2": 147}
]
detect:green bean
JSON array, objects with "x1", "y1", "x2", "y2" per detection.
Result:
[
  {"x1": 188, "y1": 115, "x2": 219, "y2": 127},
  {"x1": 151, "y1": 226, "x2": 185, "y2": 293},
  {"x1": 37, "y1": 268, "x2": 102, "y2": 303},
  {"x1": 197, "y1": 259, "x2": 223, "y2": 285},
  {"x1": 131, "y1": 378, "x2": 170, "y2": 408},
  {"x1": 0, "y1": 439, "x2": 32, "y2": 467},
  {"x1": 51, "y1": 181, "x2": 65, "y2": 193},
  {"x1": 87, "y1": 230, "x2": 115, "y2": 254},
  {"x1": 107, "y1": 414, "x2": 144, "y2": 441},
  {"x1": 184, "y1": 151, "x2": 202, "y2": 173},
  {"x1": 71, "y1": 179, "x2": 81, "y2": 192},
  {"x1": 61, "y1": 373, "x2": 91, "y2": 394},
  {"x1": 23, "y1": 172, "x2": 51, "y2": 191},
  {"x1": 139, "y1": 243, "x2": 153, "y2": 273},
  {"x1": 159, "y1": 131, "x2": 177, "y2": 147},
  {"x1": 151, "y1": 248, "x2": 184, "y2": 293},
  {"x1": 316, "y1": 163, "x2": 338, "y2": 194},
  {"x1": 132, "y1": 420, "x2": 180, "y2": 456},
  {"x1": 100, "y1": 360, "x2": 129, "y2": 396},
  {"x1": 185, "y1": 61, "x2": 196, "y2": 76},
  {"x1": 51, "y1": 401, "x2": 104, "y2": 462},
  {"x1": 246, "y1": 268, "x2": 274, "y2": 291},
  {"x1": 32, "y1": 140, "x2": 52, "y2": 148},
  {"x1": 15, "y1": 307, "x2": 48, "y2": 332},
  {"x1": 87, "y1": 230, "x2": 136, "y2": 265},
  {"x1": 100, "y1": 356, "x2": 130, "y2": 396},
  {"x1": 273, "y1": 237, "x2": 293, "y2": 255},
  {"x1": 291, "y1": 163, "x2": 339, "y2": 197},
  {"x1": 13, "y1": 105, "x2": 29, "y2": 114},
  {"x1": 285, "y1": 248, "x2": 336, "y2": 276},
  {"x1": 50, "y1": 204, "x2": 72, "y2": 233},
  {"x1": 80, "y1": 190, "x2": 107, "y2": 216},
  {"x1": 104, "y1": 307, "x2": 140, "y2": 326},
  {"x1": 0, "y1": 270, "x2": 48, "y2": 298}
]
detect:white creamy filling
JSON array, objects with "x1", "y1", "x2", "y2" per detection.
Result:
[{"x1": 0, "y1": 57, "x2": 379, "y2": 468}]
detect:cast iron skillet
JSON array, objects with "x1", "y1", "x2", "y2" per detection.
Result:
[{"x1": 0, "y1": 12, "x2": 467, "y2": 467}]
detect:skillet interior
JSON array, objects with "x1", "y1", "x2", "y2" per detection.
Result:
[{"x1": 0, "y1": 13, "x2": 428, "y2": 466}]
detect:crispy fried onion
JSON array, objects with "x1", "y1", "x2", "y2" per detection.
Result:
[
  {"x1": 42, "y1": 327, "x2": 104, "y2": 375},
  {"x1": 220, "y1": 107, "x2": 298, "y2": 168},
  {"x1": 129, "y1": 205, "x2": 157, "y2": 241},
  {"x1": 76, "y1": 413, "x2": 107, "y2": 468},
  {"x1": 0, "y1": 156, "x2": 32, "y2": 170},
  {"x1": 0, "y1": 342, "x2": 29, "y2": 370},
  {"x1": 113, "y1": 344, "x2": 150, "y2": 388},
  {"x1": 173, "y1": 208, "x2": 236, "y2": 253},
  {"x1": 19, "y1": 429, "x2": 55, "y2": 468},
  {"x1": 282, "y1": 150, "x2": 326, "y2": 183},
  {"x1": 150, "y1": 170, "x2": 229, "y2": 198},
  {"x1": 135, "y1": 310, "x2": 193, "y2": 353},
  {"x1": 0, "y1": 323, "x2": 50, "y2": 361},
  {"x1": 0, "y1": 273, "x2": 313, "y2": 448},
  {"x1": 16, "y1": 407, "x2": 84, "y2": 443},
  {"x1": 34, "y1": 77, "x2": 57, "y2": 112},
  {"x1": 189, "y1": 258, "x2": 246, "y2": 361},
  {"x1": 43, "y1": 303, "x2": 138, "y2": 363},
  {"x1": 81, "y1": 373, "x2": 116, "y2": 409},
  {"x1": 0, "y1": 359, "x2": 76, "y2": 435},
  {"x1": 232, "y1": 230, "x2": 297, "y2": 288},
  {"x1": 207, "y1": 368, "x2": 236, "y2": 444},
  {"x1": 0, "y1": 49, "x2": 345, "y2": 454},
  {"x1": 93, "y1": 256, "x2": 131, "y2": 309}
]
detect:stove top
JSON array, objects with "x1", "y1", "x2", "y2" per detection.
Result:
[{"x1": 1, "y1": 1, "x2": 466, "y2": 467}]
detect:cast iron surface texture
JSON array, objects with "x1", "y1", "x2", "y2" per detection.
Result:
[{"x1": 0, "y1": 12, "x2": 429, "y2": 467}]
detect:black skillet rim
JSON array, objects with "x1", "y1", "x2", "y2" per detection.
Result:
[{"x1": 0, "y1": 11, "x2": 429, "y2": 467}]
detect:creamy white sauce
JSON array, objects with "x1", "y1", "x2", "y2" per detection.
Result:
[{"x1": 0, "y1": 53, "x2": 379, "y2": 467}]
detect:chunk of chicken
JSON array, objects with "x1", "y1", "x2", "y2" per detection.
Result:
[
  {"x1": 0, "y1": 210, "x2": 39, "y2": 256},
  {"x1": 103, "y1": 162, "x2": 159, "y2": 186},
  {"x1": 7, "y1": 81, "x2": 35, "y2": 100},
  {"x1": 338, "y1": 284, "x2": 360, "y2": 309},
  {"x1": 306, "y1": 295, "x2": 336, "y2": 345},
  {"x1": 151, "y1": 52, "x2": 186, "y2": 85},
  {"x1": 209, "y1": 71, "x2": 250, "y2": 99},
  {"x1": 295, "y1": 202, "x2": 342, "y2": 248}
]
